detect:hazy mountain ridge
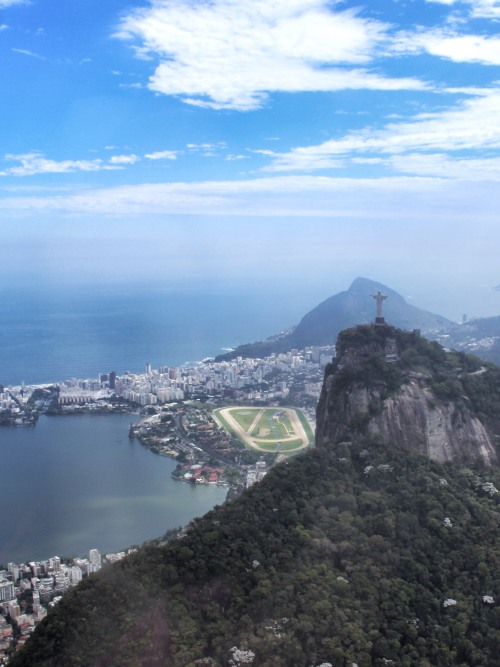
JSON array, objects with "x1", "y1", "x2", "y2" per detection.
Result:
[
  {"x1": 10, "y1": 327, "x2": 500, "y2": 667},
  {"x1": 216, "y1": 277, "x2": 500, "y2": 367},
  {"x1": 215, "y1": 277, "x2": 455, "y2": 362}
]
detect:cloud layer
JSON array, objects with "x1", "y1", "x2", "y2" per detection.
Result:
[
  {"x1": 116, "y1": 0, "x2": 423, "y2": 110},
  {"x1": 393, "y1": 29, "x2": 500, "y2": 65},
  {"x1": 0, "y1": 151, "x2": 179, "y2": 177},
  {"x1": 427, "y1": 0, "x2": 500, "y2": 18},
  {"x1": 1, "y1": 173, "x2": 499, "y2": 221},
  {"x1": 261, "y1": 88, "x2": 500, "y2": 177}
]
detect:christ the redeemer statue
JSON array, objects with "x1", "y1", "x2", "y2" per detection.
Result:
[{"x1": 372, "y1": 290, "x2": 388, "y2": 324}]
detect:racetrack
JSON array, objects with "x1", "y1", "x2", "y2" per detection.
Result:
[{"x1": 215, "y1": 407, "x2": 311, "y2": 453}]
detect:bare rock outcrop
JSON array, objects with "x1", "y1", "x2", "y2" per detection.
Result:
[{"x1": 316, "y1": 325, "x2": 499, "y2": 465}]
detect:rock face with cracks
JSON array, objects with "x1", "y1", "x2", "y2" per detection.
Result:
[{"x1": 316, "y1": 324, "x2": 499, "y2": 466}]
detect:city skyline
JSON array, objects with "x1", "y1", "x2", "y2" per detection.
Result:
[{"x1": 1, "y1": 0, "x2": 500, "y2": 317}]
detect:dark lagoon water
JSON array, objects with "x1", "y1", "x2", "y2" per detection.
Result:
[{"x1": 0, "y1": 413, "x2": 227, "y2": 565}]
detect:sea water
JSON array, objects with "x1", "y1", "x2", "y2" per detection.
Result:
[
  {"x1": 0, "y1": 283, "x2": 306, "y2": 386},
  {"x1": 0, "y1": 283, "x2": 310, "y2": 564}
]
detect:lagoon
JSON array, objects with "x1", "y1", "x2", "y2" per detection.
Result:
[{"x1": 0, "y1": 413, "x2": 227, "y2": 565}]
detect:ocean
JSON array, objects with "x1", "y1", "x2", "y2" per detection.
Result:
[
  {"x1": 0, "y1": 283, "x2": 310, "y2": 565},
  {"x1": 0, "y1": 283, "x2": 308, "y2": 386}
]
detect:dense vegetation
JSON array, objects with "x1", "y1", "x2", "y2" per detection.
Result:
[
  {"x1": 11, "y1": 432, "x2": 500, "y2": 666},
  {"x1": 324, "y1": 324, "x2": 500, "y2": 428}
]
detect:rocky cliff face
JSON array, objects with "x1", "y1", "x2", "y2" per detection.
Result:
[{"x1": 316, "y1": 325, "x2": 499, "y2": 465}]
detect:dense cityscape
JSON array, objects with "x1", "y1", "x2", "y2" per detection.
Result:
[
  {"x1": 0, "y1": 344, "x2": 333, "y2": 663},
  {"x1": 1, "y1": 344, "x2": 334, "y2": 421},
  {"x1": 0, "y1": 548, "x2": 141, "y2": 662}
]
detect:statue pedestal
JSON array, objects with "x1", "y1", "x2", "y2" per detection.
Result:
[{"x1": 375, "y1": 317, "x2": 385, "y2": 325}]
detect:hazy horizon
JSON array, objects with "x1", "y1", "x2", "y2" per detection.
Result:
[
  {"x1": 2, "y1": 273, "x2": 499, "y2": 326},
  {"x1": 1, "y1": 0, "x2": 499, "y2": 324}
]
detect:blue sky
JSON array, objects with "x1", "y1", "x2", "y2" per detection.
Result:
[{"x1": 1, "y1": 0, "x2": 500, "y2": 319}]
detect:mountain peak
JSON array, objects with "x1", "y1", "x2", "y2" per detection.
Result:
[
  {"x1": 316, "y1": 324, "x2": 499, "y2": 466},
  {"x1": 348, "y1": 277, "x2": 405, "y2": 301},
  {"x1": 286, "y1": 279, "x2": 451, "y2": 349},
  {"x1": 215, "y1": 279, "x2": 453, "y2": 362},
  {"x1": 349, "y1": 276, "x2": 387, "y2": 290},
  {"x1": 11, "y1": 333, "x2": 500, "y2": 666}
]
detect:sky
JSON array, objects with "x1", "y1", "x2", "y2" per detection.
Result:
[{"x1": 1, "y1": 0, "x2": 500, "y2": 320}]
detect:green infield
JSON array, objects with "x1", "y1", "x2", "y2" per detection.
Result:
[
  {"x1": 255, "y1": 439, "x2": 305, "y2": 452},
  {"x1": 213, "y1": 406, "x2": 313, "y2": 455},
  {"x1": 231, "y1": 409, "x2": 261, "y2": 433},
  {"x1": 250, "y1": 409, "x2": 295, "y2": 440}
]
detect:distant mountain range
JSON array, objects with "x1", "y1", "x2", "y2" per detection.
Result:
[
  {"x1": 215, "y1": 277, "x2": 500, "y2": 366},
  {"x1": 286, "y1": 276, "x2": 452, "y2": 345},
  {"x1": 216, "y1": 277, "x2": 454, "y2": 361}
]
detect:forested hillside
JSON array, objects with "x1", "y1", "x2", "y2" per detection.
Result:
[{"x1": 11, "y1": 433, "x2": 500, "y2": 666}]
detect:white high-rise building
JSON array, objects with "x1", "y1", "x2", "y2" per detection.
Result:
[
  {"x1": 68, "y1": 566, "x2": 83, "y2": 585},
  {"x1": 0, "y1": 580, "x2": 15, "y2": 602},
  {"x1": 73, "y1": 558, "x2": 90, "y2": 575},
  {"x1": 49, "y1": 556, "x2": 61, "y2": 573},
  {"x1": 89, "y1": 549, "x2": 101, "y2": 573},
  {"x1": 6, "y1": 601, "x2": 21, "y2": 620},
  {"x1": 7, "y1": 563, "x2": 19, "y2": 582}
]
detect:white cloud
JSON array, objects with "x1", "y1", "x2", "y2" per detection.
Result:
[
  {"x1": 0, "y1": 153, "x2": 117, "y2": 176},
  {"x1": 0, "y1": 0, "x2": 26, "y2": 7},
  {"x1": 261, "y1": 89, "x2": 500, "y2": 171},
  {"x1": 471, "y1": 0, "x2": 500, "y2": 17},
  {"x1": 390, "y1": 153, "x2": 500, "y2": 179},
  {"x1": 187, "y1": 143, "x2": 226, "y2": 150},
  {"x1": 144, "y1": 150, "x2": 178, "y2": 160},
  {"x1": 255, "y1": 149, "x2": 345, "y2": 171},
  {"x1": 0, "y1": 174, "x2": 499, "y2": 222},
  {"x1": 12, "y1": 48, "x2": 45, "y2": 60},
  {"x1": 428, "y1": 0, "x2": 500, "y2": 18},
  {"x1": 116, "y1": 0, "x2": 424, "y2": 110},
  {"x1": 109, "y1": 154, "x2": 140, "y2": 165},
  {"x1": 0, "y1": 152, "x2": 161, "y2": 176},
  {"x1": 394, "y1": 29, "x2": 500, "y2": 65},
  {"x1": 427, "y1": 33, "x2": 500, "y2": 64},
  {"x1": 187, "y1": 142, "x2": 227, "y2": 156}
]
